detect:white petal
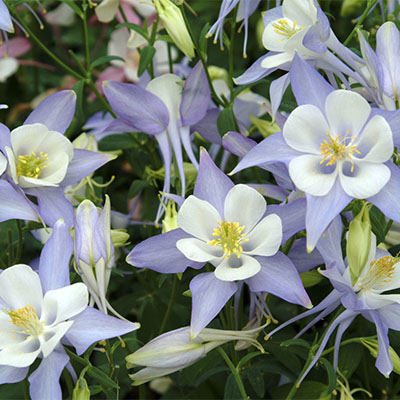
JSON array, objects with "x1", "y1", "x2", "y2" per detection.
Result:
[
  {"x1": 243, "y1": 214, "x2": 282, "y2": 256},
  {"x1": 261, "y1": 52, "x2": 293, "y2": 69},
  {"x1": 289, "y1": 155, "x2": 337, "y2": 196},
  {"x1": 107, "y1": 28, "x2": 129, "y2": 66},
  {"x1": 0, "y1": 152, "x2": 7, "y2": 176},
  {"x1": 214, "y1": 254, "x2": 261, "y2": 282},
  {"x1": 177, "y1": 196, "x2": 221, "y2": 241},
  {"x1": 0, "y1": 265, "x2": 43, "y2": 313},
  {"x1": 95, "y1": 0, "x2": 119, "y2": 23},
  {"x1": 41, "y1": 283, "x2": 88, "y2": 326},
  {"x1": 354, "y1": 115, "x2": 393, "y2": 163},
  {"x1": 11, "y1": 123, "x2": 50, "y2": 155},
  {"x1": 0, "y1": 312, "x2": 25, "y2": 348},
  {"x1": 0, "y1": 337, "x2": 41, "y2": 367},
  {"x1": 282, "y1": 0, "x2": 317, "y2": 26},
  {"x1": 325, "y1": 90, "x2": 371, "y2": 138},
  {"x1": 283, "y1": 105, "x2": 330, "y2": 154},
  {"x1": 262, "y1": 20, "x2": 287, "y2": 52},
  {"x1": 40, "y1": 321, "x2": 73, "y2": 358},
  {"x1": 39, "y1": 152, "x2": 70, "y2": 184},
  {"x1": 5, "y1": 147, "x2": 17, "y2": 184},
  {"x1": 176, "y1": 238, "x2": 223, "y2": 262},
  {"x1": 35, "y1": 130, "x2": 74, "y2": 161},
  {"x1": 339, "y1": 161, "x2": 390, "y2": 199},
  {"x1": 223, "y1": 185, "x2": 266, "y2": 233},
  {"x1": 0, "y1": 58, "x2": 18, "y2": 83},
  {"x1": 146, "y1": 74, "x2": 183, "y2": 121}
]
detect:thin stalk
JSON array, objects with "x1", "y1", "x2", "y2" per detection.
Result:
[
  {"x1": 218, "y1": 347, "x2": 248, "y2": 400},
  {"x1": 343, "y1": 0, "x2": 379, "y2": 46},
  {"x1": 158, "y1": 275, "x2": 178, "y2": 334},
  {"x1": 82, "y1": 1, "x2": 91, "y2": 69},
  {"x1": 320, "y1": 335, "x2": 376, "y2": 357},
  {"x1": 179, "y1": 4, "x2": 227, "y2": 107},
  {"x1": 14, "y1": 220, "x2": 23, "y2": 264}
]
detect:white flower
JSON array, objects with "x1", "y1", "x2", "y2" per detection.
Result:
[
  {"x1": 176, "y1": 184, "x2": 282, "y2": 281},
  {"x1": 5, "y1": 123, "x2": 74, "y2": 188},
  {"x1": 0, "y1": 264, "x2": 88, "y2": 368},
  {"x1": 262, "y1": 0, "x2": 320, "y2": 69},
  {"x1": 283, "y1": 90, "x2": 393, "y2": 198}
]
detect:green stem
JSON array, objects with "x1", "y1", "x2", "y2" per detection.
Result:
[
  {"x1": 118, "y1": 4, "x2": 129, "y2": 24},
  {"x1": 343, "y1": 0, "x2": 379, "y2": 46},
  {"x1": 320, "y1": 335, "x2": 376, "y2": 357},
  {"x1": 228, "y1": 8, "x2": 238, "y2": 101},
  {"x1": 158, "y1": 274, "x2": 178, "y2": 335},
  {"x1": 218, "y1": 348, "x2": 248, "y2": 400},
  {"x1": 82, "y1": 1, "x2": 91, "y2": 69},
  {"x1": 13, "y1": 14, "x2": 84, "y2": 80},
  {"x1": 179, "y1": 4, "x2": 226, "y2": 107}
]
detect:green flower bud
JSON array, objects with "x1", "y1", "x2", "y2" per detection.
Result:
[
  {"x1": 111, "y1": 229, "x2": 130, "y2": 248},
  {"x1": 249, "y1": 114, "x2": 280, "y2": 138},
  {"x1": 341, "y1": 0, "x2": 365, "y2": 17},
  {"x1": 361, "y1": 339, "x2": 400, "y2": 376},
  {"x1": 208, "y1": 66, "x2": 229, "y2": 82},
  {"x1": 72, "y1": 377, "x2": 90, "y2": 400},
  {"x1": 154, "y1": 0, "x2": 195, "y2": 59},
  {"x1": 347, "y1": 202, "x2": 372, "y2": 284}
]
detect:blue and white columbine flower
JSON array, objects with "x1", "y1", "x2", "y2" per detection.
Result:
[
  {"x1": 232, "y1": 55, "x2": 400, "y2": 251},
  {"x1": 0, "y1": 219, "x2": 139, "y2": 400},
  {"x1": 127, "y1": 149, "x2": 311, "y2": 337}
]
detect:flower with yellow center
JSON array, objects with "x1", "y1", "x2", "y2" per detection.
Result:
[
  {"x1": 5, "y1": 122, "x2": 74, "y2": 188},
  {"x1": 271, "y1": 19, "x2": 304, "y2": 42},
  {"x1": 176, "y1": 184, "x2": 283, "y2": 281},
  {"x1": 284, "y1": 90, "x2": 393, "y2": 199},
  {"x1": 5, "y1": 304, "x2": 44, "y2": 337}
]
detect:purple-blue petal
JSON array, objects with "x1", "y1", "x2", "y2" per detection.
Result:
[
  {"x1": 302, "y1": 25, "x2": 327, "y2": 53},
  {"x1": 180, "y1": 61, "x2": 210, "y2": 126},
  {"x1": 270, "y1": 72, "x2": 290, "y2": 119},
  {"x1": 24, "y1": 91, "x2": 76, "y2": 134},
  {"x1": 247, "y1": 252, "x2": 312, "y2": 307},
  {"x1": 0, "y1": 180, "x2": 40, "y2": 223},
  {"x1": 369, "y1": 162, "x2": 400, "y2": 223},
  {"x1": 222, "y1": 130, "x2": 256, "y2": 157},
  {"x1": 0, "y1": 123, "x2": 10, "y2": 154},
  {"x1": 62, "y1": 149, "x2": 115, "y2": 186},
  {"x1": 39, "y1": 219, "x2": 72, "y2": 292},
  {"x1": 0, "y1": 365, "x2": 28, "y2": 384},
  {"x1": 65, "y1": 306, "x2": 139, "y2": 355},
  {"x1": 288, "y1": 238, "x2": 324, "y2": 273},
  {"x1": 103, "y1": 81, "x2": 169, "y2": 134},
  {"x1": 126, "y1": 228, "x2": 204, "y2": 273},
  {"x1": 305, "y1": 180, "x2": 352, "y2": 252},
  {"x1": 28, "y1": 348, "x2": 69, "y2": 400},
  {"x1": 194, "y1": 148, "x2": 234, "y2": 216},
  {"x1": 191, "y1": 108, "x2": 221, "y2": 145},
  {"x1": 290, "y1": 53, "x2": 333, "y2": 111},
  {"x1": 190, "y1": 272, "x2": 237, "y2": 337},
  {"x1": 234, "y1": 55, "x2": 275, "y2": 85}
]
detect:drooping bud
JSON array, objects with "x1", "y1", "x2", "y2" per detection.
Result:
[
  {"x1": 347, "y1": 202, "x2": 372, "y2": 284},
  {"x1": 154, "y1": 0, "x2": 195, "y2": 59},
  {"x1": 361, "y1": 339, "x2": 400, "y2": 376},
  {"x1": 162, "y1": 201, "x2": 179, "y2": 233},
  {"x1": 72, "y1": 377, "x2": 91, "y2": 400}
]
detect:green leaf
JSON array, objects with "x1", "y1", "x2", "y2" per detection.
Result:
[
  {"x1": 116, "y1": 22, "x2": 148, "y2": 40},
  {"x1": 319, "y1": 358, "x2": 337, "y2": 395},
  {"x1": 369, "y1": 205, "x2": 386, "y2": 243},
  {"x1": 128, "y1": 180, "x2": 148, "y2": 198},
  {"x1": 237, "y1": 351, "x2": 262, "y2": 369},
  {"x1": 300, "y1": 270, "x2": 324, "y2": 288},
  {"x1": 224, "y1": 373, "x2": 242, "y2": 400},
  {"x1": 98, "y1": 134, "x2": 137, "y2": 151},
  {"x1": 138, "y1": 46, "x2": 156, "y2": 77},
  {"x1": 246, "y1": 368, "x2": 265, "y2": 398},
  {"x1": 199, "y1": 23, "x2": 210, "y2": 57},
  {"x1": 217, "y1": 107, "x2": 237, "y2": 136},
  {"x1": 90, "y1": 55, "x2": 125, "y2": 70},
  {"x1": 87, "y1": 366, "x2": 119, "y2": 389},
  {"x1": 281, "y1": 338, "x2": 311, "y2": 349},
  {"x1": 338, "y1": 342, "x2": 363, "y2": 378}
]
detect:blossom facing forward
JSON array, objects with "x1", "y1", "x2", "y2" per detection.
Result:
[{"x1": 177, "y1": 184, "x2": 282, "y2": 281}]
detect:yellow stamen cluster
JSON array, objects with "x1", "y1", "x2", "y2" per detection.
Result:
[
  {"x1": 16, "y1": 151, "x2": 49, "y2": 179},
  {"x1": 320, "y1": 131, "x2": 360, "y2": 171},
  {"x1": 207, "y1": 221, "x2": 248, "y2": 258},
  {"x1": 359, "y1": 256, "x2": 398, "y2": 290},
  {"x1": 4, "y1": 303, "x2": 44, "y2": 336},
  {"x1": 272, "y1": 19, "x2": 303, "y2": 41}
]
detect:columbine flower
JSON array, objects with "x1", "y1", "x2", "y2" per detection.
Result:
[
  {"x1": 74, "y1": 196, "x2": 116, "y2": 315},
  {"x1": 0, "y1": 37, "x2": 31, "y2": 83},
  {"x1": 0, "y1": 219, "x2": 139, "y2": 400},
  {"x1": 126, "y1": 325, "x2": 265, "y2": 385},
  {"x1": 0, "y1": 90, "x2": 116, "y2": 227},
  {"x1": 266, "y1": 212, "x2": 400, "y2": 384},
  {"x1": 127, "y1": 148, "x2": 310, "y2": 337},
  {"x1": 231, "y1": 55, "x2": 400, "y2": 251},
  {"x1": 0, "y1": 0, "x2": 13, "y2": 34}
]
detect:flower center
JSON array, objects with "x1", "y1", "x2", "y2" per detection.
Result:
[
  {"x1": 320, "y1": 131, "x2": 360, "y2": 170},
  {"x1": 272, "y1": 19, "x2": 303, "y2": 41},
  {"x1": 207, "y1": 221, "x2": 248, "y2": 258},
  {"x1": 16, "y1": 151, "x2": 49, "y2": 179},
  {"x1": 357, "y1": 255, "x2": 398, "y2": 291},
  {"x1": 4, "y1": 303, "x2": 44, "y2": 336}
]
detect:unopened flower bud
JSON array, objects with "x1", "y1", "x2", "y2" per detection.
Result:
[
  {"x1": 162, "y1": 201, "x2": 179, "y2": 233},
  {"x1": 154, "y1": 0, "x2": 195, "y2": 59},
  {"x1": 361, "y1": 339, "x2": 400, "y2": 376},
  {"x1": 72, "y1": 377, "x2": 90, "y2": 400}
]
